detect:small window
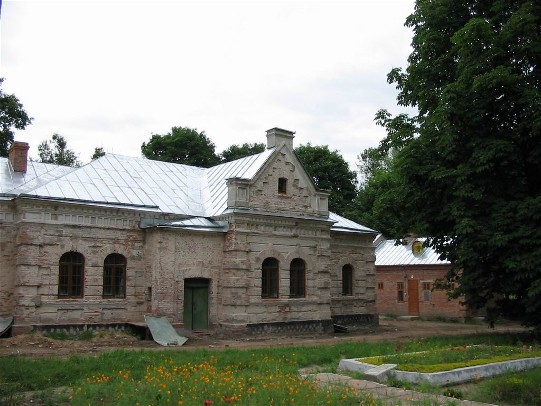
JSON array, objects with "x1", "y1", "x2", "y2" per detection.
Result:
[
  {"x1": 262, "y1": 257, "x2": 279, "y2": 298},
  {"x1": 422, "y1": 282, "x2": 431, "y2": 303},
  {"x1": 412, "y1": 241, "x2": 425, "y2": 255},
  {"x1": 397, "y1": 282, "x2": 405, "y2": 302},
  {"x1": 58, "y1": 251, "x2": 84, "y2": 298},
  {"x1": 342, "y1": 264, "x2": 353, "y2": 296},
  {"x1": 103, "y1": 253, "x2": 126, "y2": 298},
  {"x1": 290, "y1": 258, "x2": 306, "y2": 298},
  {"x1": 378, "y1": 282, "x2": 384, "y2": 290},
  {"x1": 278, "y1": 177, "x2": 287, "y2": 194}
]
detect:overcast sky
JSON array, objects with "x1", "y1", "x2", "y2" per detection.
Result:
[{"x1": 1, "y1": 0, "x2": 415, "y2": 168}]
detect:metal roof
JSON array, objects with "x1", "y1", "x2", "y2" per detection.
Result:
[
  {"x1": 375, "y1": 237, "x2": 450, "y2": 266},
  {"x1": 0, "y1": 157, "x2": 74, "y2": 195},
  {"x1": 329, "y1": 212, "x2": 376, "y2": 234},
  {"x1": 1, "y1": 149, "x2": 373, "y2": 234}
]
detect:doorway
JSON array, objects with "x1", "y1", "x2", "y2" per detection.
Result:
[
  {"x1": 407, "y1": 279, "x2": 420, "y2": 316},
  {"x1": 183, "y1": 278, "x2": 209, "y2": 330}
]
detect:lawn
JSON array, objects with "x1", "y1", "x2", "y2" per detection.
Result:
[{"x1": 0, "y1": 331, "x2": 537, "y2": 405}]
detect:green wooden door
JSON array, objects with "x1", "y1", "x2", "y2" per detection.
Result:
[{"x1": 183, "y1": 279, "x2": 209, "y2": 330}]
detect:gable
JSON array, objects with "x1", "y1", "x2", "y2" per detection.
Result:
[{"x1": 226, "y1": 145, "x2": 329, "y2": 218}]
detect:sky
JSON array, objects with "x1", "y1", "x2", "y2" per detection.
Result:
[{"x1": 1, "y1": 0, "x2": 415, "y2": 169}]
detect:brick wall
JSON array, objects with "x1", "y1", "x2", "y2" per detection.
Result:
[
  {"x1": 329, "y1": 232, "x2": 377, "y2": 323},
  {"x1": 0, "y1": 202, "x2": 16, "y2": 316},
  {"x1": 376, "y1": 265, "x2": 467, "y2": 318},
  {"x1": 10, "y1": 200, "x2": 149, "y2": 328}
]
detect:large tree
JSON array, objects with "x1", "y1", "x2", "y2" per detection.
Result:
[
  {"x1": 141, "y1": 126, "x2": 220, "y2": 168},
  {"x1": 379, "y1": 0, "x2": 541, "y2": 326},
  {"x1": 294, "y1": 144, "x2": 357, "y2": 216},
  {"x1": 0, "y1": 78, "x2": 32, "y2": 157},
  {"x1": 38, "y1": 134, "x2": 81, "y2": 167},
  {"x1": 220, "y1": 142, "x2": 265, "y2": 163}
]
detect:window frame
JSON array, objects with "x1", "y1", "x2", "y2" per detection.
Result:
[
  {"x1": 103, "y1": 253, "x2": 127, "y2": 299},
  {"x1": 397, "y1": 282, "x2": 405, "y2": 302},
  {"x1": 58, "y1": 251, "x2": 84, "y2": 298},
  {"x1": 278, "y1": 177, "x2": 287, "y2": 194},
  {"x1": 289, "y1": 258, "x2": 306, "y2": 298},
  {"x1": 342, "y1": 264, "x2": 353, "y2": 296},
  {"x1": 261, "y1": 257, "x2": 279, "y2": 298},
  {"x1": 422, "y1": 281, "x2": 432, "y2": 303}
]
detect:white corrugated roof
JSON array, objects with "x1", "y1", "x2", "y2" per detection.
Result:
[
  {"x1": 0, "y1": 157, "x2": 75, "y2": 195},
  {"x1": 1, "y1": 149, "x2": 373, "y2": 234},
  {"x1": 329, "y1": 212, "x2": 376, "y2": 234},
  {"x1": 375, "y1": 237, "x2": 449, "y2": 266}
]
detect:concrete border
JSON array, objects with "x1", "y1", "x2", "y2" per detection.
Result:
[{"x1": 338, "y1": 356, "x2": 541, "y2": 385}]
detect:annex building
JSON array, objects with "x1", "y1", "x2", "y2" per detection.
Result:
[
  {"x1": 375, "y1": 236, "x2": 468, "y2": 319},
  {"x1": 0, "y1": 128, "x2": 377, "y2": 336}
]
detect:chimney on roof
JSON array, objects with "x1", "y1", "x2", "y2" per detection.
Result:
[
  {"x1": 8, "y1": 141, "x2": 30, "y2": 173},
  {"x1": 266, "y1": 127, "x2": 295, "y2": 150}
]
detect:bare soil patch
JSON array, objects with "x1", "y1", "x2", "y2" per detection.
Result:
[{"x1": 0, "y1": 319, "x2": 528, "y2": 359}]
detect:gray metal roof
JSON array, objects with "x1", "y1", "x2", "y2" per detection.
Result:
[
  {"x1": 329, "y1": 212, "x2": 376, "y2": 234},
  {"x1": 0, "y1": 157, "x2": 75, "y2": 195},
  {"x1": 1, "y1": 149, "x2": 373, "y2": 234},
  {"x1": 375, "y1": 237, "x2": 450, "y2": 266}
]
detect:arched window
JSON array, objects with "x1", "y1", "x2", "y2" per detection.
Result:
[
  {"x1": 290, "y1": 258, "x2": 306, "y2": 298},
  {"x1": 103, "y1": 253, "x2": 126, "y2": 298},
  {"x1": 342, "y1": 264, "x2": 353, "y2": 296},
  {"x1": 58, "y1": 251, "x2": 84, "y2": 298},
  {"x1": 261, "y1": 257, "x2": 279, "y2": 298}
]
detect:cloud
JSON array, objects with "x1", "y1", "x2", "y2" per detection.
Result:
[{"x1": 3, "y1": 0, "x2": 415, "y2": 167}]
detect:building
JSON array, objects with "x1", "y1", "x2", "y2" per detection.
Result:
[
  {"x1": 0, "y1": 128, "x2": 377, "y2": 336},
  {"x1": 375, "y1": 236, "x2": 468, "y2": 319}
]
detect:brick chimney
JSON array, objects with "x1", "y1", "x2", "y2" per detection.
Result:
[
  {"x1": 8, "y1": 141, "x2": 30, "y2": 173},
  {"x1": 266, "y1": 127, "x2": 295, "y2": 150}
]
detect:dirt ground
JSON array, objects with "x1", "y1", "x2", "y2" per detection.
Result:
[{"x1": 0, "y1": 318, "x2": 530, "y2": 359}]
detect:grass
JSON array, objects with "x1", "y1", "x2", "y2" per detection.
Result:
[
  {"x1": 0, "y1": 331, "x2": 536, "y2": 405},
  {"x1": 359, "y1": 344, "x2": 541, "y2": 372}
]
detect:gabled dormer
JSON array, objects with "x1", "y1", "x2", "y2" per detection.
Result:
[{"x1": 226, "y1": 128, "x2": 329, "y2": 218}]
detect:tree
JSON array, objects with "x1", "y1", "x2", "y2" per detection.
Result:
[
  {"x1": 38, "y1": 134, "x2": 81, "y2": 167},
  {"x1": 141, "y1": 126, "x2": 220, "y2": 168},
  {"x1": 294, "y1": 144, "x2": 357, "y2": 216},
  {"x1": 91, "y1": 147, "x2": 106, "y2": 160},
  {"x1": 220, "y1": 142, "x2": 265, "y2": 163},
  {"x1": 379, "y1": 0, "x2": 541, "y2": 326},
  {"x1": 0, "y1": 78, "x2": 32, "y2": 157}
]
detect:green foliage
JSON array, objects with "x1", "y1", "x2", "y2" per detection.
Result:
[
  {"x1": 91, "y1": 146, "x2": 105, "y2": 160},
  {"x1": 373, "y1": 0, "x2": 541, "y2": 326},
  {"x1": 458, "y1": 367, "x2": 541, "y2": 405},
  {"x1": 38, "y1": 133, "x2": 81, "y2": 167},
  {"x1": 294, "y1": 143, "x2": 357, "y2": 216},
  {"x1": 220, "y1": 142, "x2": 265, "y2": 163},
  {"x1": 0, "y1": 78, "x2": 33, "y2": 157},
  {"x1": 141, "y1": 126, "x2": 220, "y2": 167}
]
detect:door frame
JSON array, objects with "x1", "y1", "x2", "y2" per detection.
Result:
[{"x1": 183, "y1": 278, "x2": 210, "y2": 330}]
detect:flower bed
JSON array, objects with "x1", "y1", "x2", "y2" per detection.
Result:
[{"x1": 338, "y1": 345, "x2": 541, "y2": 385}]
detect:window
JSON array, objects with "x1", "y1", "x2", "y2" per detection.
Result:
[
  {"x1": 103, "y1": 253, "x2": 126, "y2": 298},
  {"x1": 412, "y1": 241, "x2": 425, "y2": 255},
  {"x1": 397, "y1": 282, "x2": 405, "y2": 302},
  {"x1": 278, "y1": 177, "x2": 287, "y2": 194},
  {"x1": 58, "y1": 251, "x2": 84, "y2": 298},
  {"x1": 342, "y1": 264, "x2": 353, "y2": 296},
  {"x1": 262, "y1": 257, "x2": 279, "y2": 298},
  {"x1": 378, "y1": 282, "x2": 384, "y2": 290},
  {"x1": 422, "y1": 282, "x2": 431, "y2": 303},
  {"x1": 289, "y1": 258, "x2": 306, "y2": 298}
]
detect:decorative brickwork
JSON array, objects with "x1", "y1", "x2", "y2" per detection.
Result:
[{"x1": 1, "y1": 133, "x2": 377, "y2": 337}]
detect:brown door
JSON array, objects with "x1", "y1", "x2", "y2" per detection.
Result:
[{"x1": 407, "y1": 280, "x2": 420, "y2": 316}]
